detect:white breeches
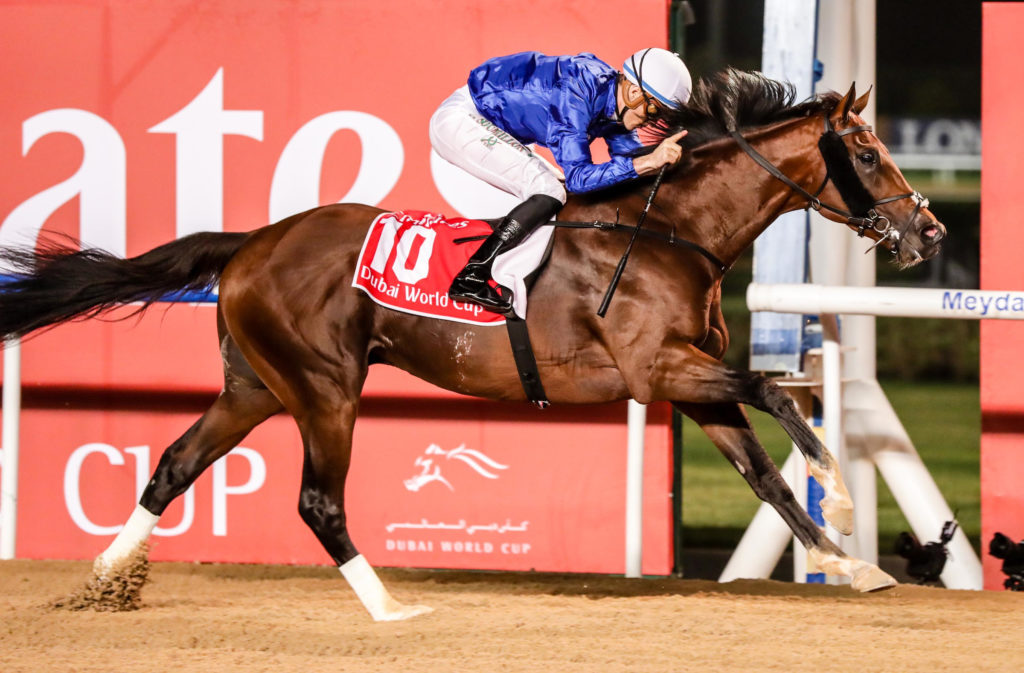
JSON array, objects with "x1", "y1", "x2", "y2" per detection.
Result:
[{"x1": 429, "y1": 86, "x2": 567, "y2": 204}]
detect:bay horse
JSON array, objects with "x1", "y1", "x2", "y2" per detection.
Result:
[{"x1": 0, "y1": 70, "x2": 944, "y2": 620}]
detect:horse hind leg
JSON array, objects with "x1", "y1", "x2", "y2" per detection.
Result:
[
  {"x1": 57, "y1": 334, "x2": 283, "y2": 611},
  {"x1": 674, "y1": 401, "x2": 895, "y2": 592},
  {"x1": 655, "y1": 347, "x2": 853, "y2": 536},
  {"x1": 748, "y1": 374, "x2": 854, "y2": 536}
]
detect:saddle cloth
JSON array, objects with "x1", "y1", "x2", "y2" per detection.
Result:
[{"x1": 351, "y1": 210, "x2": 554, "y2": 325}]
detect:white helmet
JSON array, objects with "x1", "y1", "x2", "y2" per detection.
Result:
[{"x1": 622, "y1": 47, "x2": 692, "y2": 110}]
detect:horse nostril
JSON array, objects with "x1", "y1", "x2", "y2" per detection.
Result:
[{"x1": 920, "y1": 222, "x2": 944, "y2": 243}]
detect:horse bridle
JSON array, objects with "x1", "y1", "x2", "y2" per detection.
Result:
[{"x1": 728, "y1": 114, "x2": 930, "y2": 257}]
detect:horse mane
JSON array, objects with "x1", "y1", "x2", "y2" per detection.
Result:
[{"x1": 638, "y1": 67, "x2": 842, "y2": 152}]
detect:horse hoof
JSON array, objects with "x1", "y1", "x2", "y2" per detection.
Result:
[
  {"x1": 51, "y1": 546, "x2": 151, "y2": 612},
  {"x1": 374, "y1": 603, "x2": 434, "y2": 622},
  {"x1": 851, "y1": 563, "x2": 897, "y2": 592},
  {"x1": 821, "y1": 496, "x2": 854, "y2": 536}
]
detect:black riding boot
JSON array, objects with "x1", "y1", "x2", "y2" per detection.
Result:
[{"x1": 449, "y1": 194, "x2": 562, "y2": 314}]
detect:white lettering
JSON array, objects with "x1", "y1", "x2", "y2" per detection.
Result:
[
  {"x1": 211, "y1": 447, "x2": 266, "y2": 536},
  {"x1": 64, "y1": 443, "x2": 124, "y2": 535},
  {"x1": 0, "y1": 109, "x2": 126, "y2": 261},
  {"x1": 149, "y1": 68, "x2": 263, "y2": 238},
  {"x1": 392, "y1": 225, "x2": 436, "y2": 284},
  {"x1": 385, "y1": 539, "x2": 434, "y2": 552},
  {"x1": 369, "y1": 216, "x2": 402, "y2": 274},
  {"x1": 896, "y1": 119, "x2": 922, "y2": 154},
  {"x1": 269, "y1": 111, "x2": 403, "y2": 222}
]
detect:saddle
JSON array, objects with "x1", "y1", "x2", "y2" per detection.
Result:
[{"x1": 353, "y1": 210, "x2": 553, "y2": 406}]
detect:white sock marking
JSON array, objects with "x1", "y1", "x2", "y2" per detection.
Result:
[{"x1": 95, "y1": 505, "x2": 159, "y2": 575}]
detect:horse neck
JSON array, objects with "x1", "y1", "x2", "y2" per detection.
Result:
[
  {"x1": 674, "y1": 117, "x2": 827, "y2": 268},
  {"x1": 566, "y1": 117, "x2": 826, "y2": 272}
]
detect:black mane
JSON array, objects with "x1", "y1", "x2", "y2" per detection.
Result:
[{"x1": 640, "y1": 67, "x2": 842, "y2": 152}]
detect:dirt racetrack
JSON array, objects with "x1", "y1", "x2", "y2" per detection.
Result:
[{"x1": 2, "y1": 559, "x2": 1022, "y2": 673}]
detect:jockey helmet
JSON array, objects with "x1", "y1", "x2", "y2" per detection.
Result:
[{"x1": 622, "y1": 47, "x2": 692, "y2": 114}]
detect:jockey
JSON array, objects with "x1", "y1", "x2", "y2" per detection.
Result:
[{"x1": 430, "y1": 47, "x2": 693, "y2": 315}]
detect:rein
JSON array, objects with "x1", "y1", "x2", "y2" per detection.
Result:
[
  {"x1": 455, "y1": 219, "x2": 727, "y2": 273},
  {"x1": 728, "y1": 114, "x2": 929, "y2": 256},
  {"x1": 596, "y1": 165, "x2": 667, "y2": 317},
  {"x1": 551, "y1": 219, "x2": 728, "y2": 273}
]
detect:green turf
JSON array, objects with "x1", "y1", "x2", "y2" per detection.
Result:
[{"x1": 680, "y1": 380, "x2": 980, "y2": 553}]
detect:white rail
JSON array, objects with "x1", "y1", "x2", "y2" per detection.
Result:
[
  {"x1": 741, "y1": 282, "x2": 1006, "y2": 591},
  {"x1": 748, "y1": 283, "x2": 1024, "y2": 321}
]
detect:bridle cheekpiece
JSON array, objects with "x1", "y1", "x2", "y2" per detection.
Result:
[{"x1": 729, "y1": 113, "x2": 929, "y2": 258}]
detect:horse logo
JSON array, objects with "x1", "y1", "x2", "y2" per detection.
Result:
[{"x1": 403, "y1": 443, "x2": 509, "y2": 492}]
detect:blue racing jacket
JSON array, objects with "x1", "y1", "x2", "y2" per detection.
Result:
[{"x1": 467, "y1": 51, "x2": 642, "y2": 194}]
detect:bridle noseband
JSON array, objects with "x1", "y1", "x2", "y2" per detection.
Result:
[{"x1": 729, "y1": 114, "x2": 930, "y2": 257}]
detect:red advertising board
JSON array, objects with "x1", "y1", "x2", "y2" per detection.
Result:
[
  {"x1": 16, "y1": 374, "x2": 673, "y2": 574},
  {"x1": 0, "y1": 1, "x2": 675, "y2": 574},
  {"x1": 981, "y1": 2, "x2": 1024, "y2": 590}
]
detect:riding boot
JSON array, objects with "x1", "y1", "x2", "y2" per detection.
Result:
[{"x1": 449, "y1": 194, "x2": 562, "y2": 314}]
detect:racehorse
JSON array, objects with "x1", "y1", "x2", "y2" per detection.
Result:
[{"x1": 0, "y1": 70, "x2": 944, "y2": 621}]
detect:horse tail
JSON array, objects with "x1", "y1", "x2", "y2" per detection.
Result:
[{"x1": 0, "y1": 231, "x2": 250, "y2": 340}]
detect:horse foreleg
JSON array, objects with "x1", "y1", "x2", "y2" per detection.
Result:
[
  {"x1": 296, "y1": 396, "x2": 432, "y2": 622},
  {"x1": 652, "y1": 347, "x2": 853, "y2": 535},
  {"x1": 674, "y1": 401, "x2": 894, "y2": 591}
]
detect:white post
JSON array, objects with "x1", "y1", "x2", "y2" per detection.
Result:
[
  {"x1": 1, "y1": 338, "x2": 22, "y2": 559},
  {"x1": 747, "y1": 284, "x2": 990, "y2": 589},
  {"x1": 820, "y1": 314, "x2": 846, "y2": 583},
  {"x1": 790, "y1": 446, "x2": 810, "y2": 582},
  {"x1": 624, "y1": 400, "x2": 646, "y2": 578},
  {"x1": 844, "y1": 387, "x2": 880, "y2": 565},
  {"x1": 849, "y1": 381, "x2": 983, "y2": 590}
]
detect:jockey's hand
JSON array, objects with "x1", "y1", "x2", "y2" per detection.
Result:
[{"x1": 633, "y1": 130, "x2": 688, "y2": 176}]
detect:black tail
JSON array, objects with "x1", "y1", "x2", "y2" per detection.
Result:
[{"x1": 0, "y1": 231, "x2": 250, "y2": 340}]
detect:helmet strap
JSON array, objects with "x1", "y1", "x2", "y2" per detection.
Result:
[{"x1": 620, "y1": 50, "x2": 660, "y2": 121}]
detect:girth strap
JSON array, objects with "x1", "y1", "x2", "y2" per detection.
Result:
[{"x1": 504, "y1": 315, "x2": 549, "y2": 409}]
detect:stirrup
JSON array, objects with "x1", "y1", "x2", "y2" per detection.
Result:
[{"x1": 449, "y1": 282, "x2": 514, "y2": 314}]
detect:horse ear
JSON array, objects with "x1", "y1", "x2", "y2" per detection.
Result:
[
  {"x1": 838, "y1": 82, "x2": 857, "y2": 122},
  {"x1": 852, "y1": 86, "x2": 872, "y2": 115}
]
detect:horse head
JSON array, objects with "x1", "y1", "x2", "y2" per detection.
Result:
[
  {"x1": 604, "y1": 70, "x2": 948, "y2": 274},
  {"x1": 816, "y1": 83, "x2": 946, "y2": 268}
]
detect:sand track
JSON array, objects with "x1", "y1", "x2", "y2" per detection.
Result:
[{"x1": 2, "y1": 560, "x2": 1022, "y2": 672}]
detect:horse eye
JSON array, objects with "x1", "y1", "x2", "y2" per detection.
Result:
[{"x1": 858, "y1": 150, "x2": 878, "y2": 165}]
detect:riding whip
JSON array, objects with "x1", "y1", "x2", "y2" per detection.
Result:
[{"x1": 597, "y1": 165, "x2": 667, "y2": 317}]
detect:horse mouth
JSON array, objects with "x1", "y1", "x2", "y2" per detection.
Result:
[{"x1": 895, "y1": 238, "x2": 942, "y2": 269}]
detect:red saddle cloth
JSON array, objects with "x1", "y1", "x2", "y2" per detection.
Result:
[{"x1": 352, "y1": 210, "x2": 505, "y2": 325}]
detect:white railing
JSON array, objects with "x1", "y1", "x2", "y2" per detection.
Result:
[{"x1": 734, "y1": 282, "x2": 1018, "y2": 591}]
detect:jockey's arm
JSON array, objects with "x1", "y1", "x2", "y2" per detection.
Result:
[{"x1": 548, "y1": 85, "x2": 640, "y2": 193}]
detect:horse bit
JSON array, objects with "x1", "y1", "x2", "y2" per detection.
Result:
[{"x1": 729, "y1": 113, "x2": 930, "y2": 257}]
